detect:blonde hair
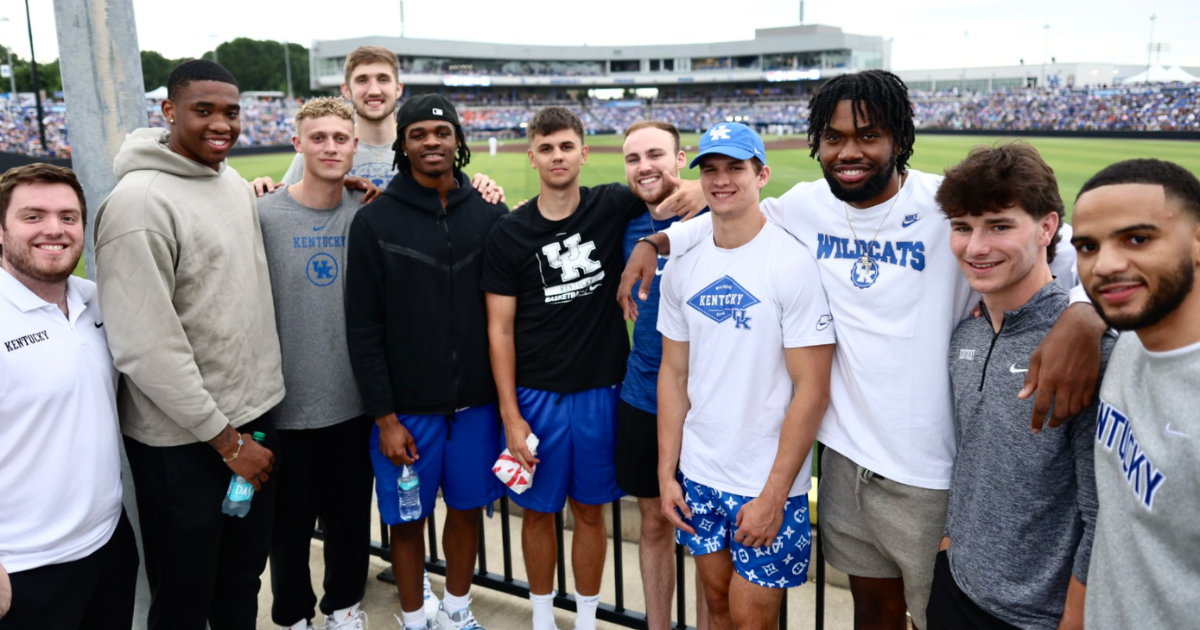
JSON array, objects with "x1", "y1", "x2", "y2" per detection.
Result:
[
  {"x1": 343, "y1": 45, "x2": 400, "y2": 86},
  {"x1": 294, "y1": 96, "x2": 356, "y2": 132}
]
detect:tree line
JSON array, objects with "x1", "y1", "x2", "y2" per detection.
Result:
[{"x1": 4, "y1": 38, "x2": 316, "y2": 98}]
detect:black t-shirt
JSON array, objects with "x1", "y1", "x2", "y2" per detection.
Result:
[{"x1": 482, "y1": 183, "x2": 643, "y2": 393}]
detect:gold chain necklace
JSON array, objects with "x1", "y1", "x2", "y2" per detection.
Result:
[{"x1": 842, "y1": 185, "x2": 903, "y2": 285}]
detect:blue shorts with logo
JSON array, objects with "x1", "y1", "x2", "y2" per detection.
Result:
[
  {"x1": 371, "y1": 404, "x2": 504, "y2": 526},
  {"x1": 675, "y1": 473, "x2": 813, "y2": 589},
  {"x1": 507, "y1": 386, "x2": 625, "y2": 513}
]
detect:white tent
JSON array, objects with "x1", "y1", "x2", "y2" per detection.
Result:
[
  {"x1": 145, "y1": 85, "x2": 168, "y2": 99},
  {"x1": 1122, "y1": 65, "x2": 1200, "y2": 84}
]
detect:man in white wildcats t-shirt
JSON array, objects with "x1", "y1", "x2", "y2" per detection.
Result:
[
  {"x1": 657, "y1": 123, "x2": 835, "y2": 630},
  {"x1": 624, "y1": 70, "x2": 1109, "y2": 630}
]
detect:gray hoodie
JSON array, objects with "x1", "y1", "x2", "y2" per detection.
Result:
[
  {"x1": 94, "y1": 128, "x2": 285, "y2": 447},
  {"x1": 945, "y1": 279, "x2": 1113, "y2": 629}
]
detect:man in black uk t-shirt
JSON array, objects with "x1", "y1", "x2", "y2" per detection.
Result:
[{"x1": 482, "y1": 107, "x2": 645, "y2": 630}]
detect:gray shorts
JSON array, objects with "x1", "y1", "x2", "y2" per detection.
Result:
[{"x1": 819, "y1": 447, "x2": 948, "y2": 630}]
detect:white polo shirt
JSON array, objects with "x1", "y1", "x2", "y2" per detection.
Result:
[{"x1": 0, "y1": 267, "x2": 123, "y2": 573}]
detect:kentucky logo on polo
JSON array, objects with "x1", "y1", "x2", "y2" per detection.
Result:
[
  {"x1": 687, "y1": 275, "x2": 761, "y2": 327},
  {"x1": 540, "y1": 233, "x2": 604, "y2": 304}
]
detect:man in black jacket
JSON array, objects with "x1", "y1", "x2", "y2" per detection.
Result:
[{"x1": 345, "y1": 94, "x2": 507, "y2": 630}]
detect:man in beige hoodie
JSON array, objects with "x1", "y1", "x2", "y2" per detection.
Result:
[{"x1": 94, "y1": 59, "x2": 284, "y2": 630}]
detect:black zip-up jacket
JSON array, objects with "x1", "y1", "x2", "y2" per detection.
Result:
[{"x1": 345, "y1": 169, "x2": 507, "y2": 417}]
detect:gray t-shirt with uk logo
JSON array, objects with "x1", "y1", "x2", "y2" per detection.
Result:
[{"x1": 257, "y1": 186, "x2": 366, "y2": 430}]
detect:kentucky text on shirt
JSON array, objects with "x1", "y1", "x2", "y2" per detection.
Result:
[
  {"x1": 4, "y1": 330, "x2": 49, "y2": 353},
  {"x1": 1097, "y1": 398, "x2": 1168, "y2": 511}
]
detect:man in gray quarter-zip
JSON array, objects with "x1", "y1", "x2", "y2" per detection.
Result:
[
  {"x1": 929, "y1": 143, "x2": 1114, "y2": 630},
  {"x1": 1071, "y1": 159, "x2": 1200, "y2": 630}
]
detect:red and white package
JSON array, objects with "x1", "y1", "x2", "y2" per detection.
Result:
[{"x1": 493, "y1": 434, "x2": 540, "y2": 494}]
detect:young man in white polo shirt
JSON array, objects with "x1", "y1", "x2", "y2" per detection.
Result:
[
  {"x1": 0, "y1": 163, "x2": 138, "y2": 629},
  {"x1": 657, "y1": 123, "x2": 835, "y2": 630}
]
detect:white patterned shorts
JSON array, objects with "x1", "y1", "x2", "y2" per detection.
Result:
[{"x1": 675, "y1": 473, "x2": 812, "y2": 588}]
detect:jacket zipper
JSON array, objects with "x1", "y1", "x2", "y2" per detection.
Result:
[
  {"x1": 978, "y1": 320, "x2": 1005, "y2": 392},
  {"x1": 439, "y1": 207, "x2": 461, "y2": 407}
]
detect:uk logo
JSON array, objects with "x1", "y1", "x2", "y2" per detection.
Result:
[
  {"x1": 850, "y1": 257, "x2": 880, "y2": 289},
  {"x1": 708, "y1": 125, "x2": 731, "y2": 140},
  {"x1": 542, "y1": 233, "x2": 601, "y2": 282},
  {"x1": 687, "y1": 276, "x2": 761, "y2": 325},
  {"x1": 307, "y1": 253, "x2": 338, "y2": 287}
]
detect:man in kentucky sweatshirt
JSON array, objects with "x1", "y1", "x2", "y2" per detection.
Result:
[
  {"x1": 929, "y1": 143, "x2": 1113, "y2": 630},
  {"x1": 94, "y1": 59, "x2": 284, "y2": 630}
]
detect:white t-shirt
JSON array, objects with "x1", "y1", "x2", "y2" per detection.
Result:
[
  {"x1": 0, "y1": 269, "x2": 123, "y2": 573},
  {"x1": 665, "y1": 171, "x2": 1078, "y2": 489},
  {"x1": 658, "y1": 221, "x2": 835, "y2": 498}
]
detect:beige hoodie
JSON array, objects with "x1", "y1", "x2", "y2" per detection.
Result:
[{"x1": 94, "y1": 128, "x2": 285, "y2": 447}]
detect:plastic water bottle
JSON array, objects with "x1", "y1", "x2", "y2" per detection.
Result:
[
  {"x1": 398, "y1": 464, "x2": 421, "y2": 522},
  {"x1": 221, "y1": 431, "x2": 266, "y2": 518}
]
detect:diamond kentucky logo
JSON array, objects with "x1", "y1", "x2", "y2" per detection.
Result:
[{"x1": 687, "y1": 275, "x2": 761, "y2": 325}]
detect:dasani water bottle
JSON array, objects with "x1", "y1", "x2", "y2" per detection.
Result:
[
  {"x1": 398, "y1": 464, "x2": 421, "y2": 522},
  {"x1": 221, "y1": 431, "x2": 265, "y2": 518}
]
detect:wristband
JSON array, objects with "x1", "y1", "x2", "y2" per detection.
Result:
[
  {"x1": 222, "y1": 436, "x2": 244, "y2": 463},
  {"x1": 636, "y1": 236, "x2": 661, "y2": 256}
]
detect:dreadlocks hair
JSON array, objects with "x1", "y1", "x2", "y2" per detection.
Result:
[
  {"x1": 167, "y1": 59, "x2": 238, "y2": 100},
  {"x1": 807, "y1": 70, "x2": 916, "y2": 174},
  {"x1": 392, "y1": 126, "x2": 472, "y2": 174}
]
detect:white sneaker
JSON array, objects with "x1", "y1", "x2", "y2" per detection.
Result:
[
  {"x1": 422, "y1": 571, "x2": 440, "y2": 620},
  {"x1": 325, "y1": 609, "x2": 368, "y2": 630},
  {"x1": 439, "y1": 602, "x2": 485, "y2": 630},
  {"x1": 393, "y1": 613, "x2": 435, "y2": 630}
]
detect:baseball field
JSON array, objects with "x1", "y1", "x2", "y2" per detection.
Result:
[{"x1": 230, "y1": 133, "x2": 1200, "y2": 219}]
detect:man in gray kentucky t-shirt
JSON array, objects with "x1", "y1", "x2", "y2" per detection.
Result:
[
  {"x1": 257, "y1": 185, "x2": 365, "y2": 429},
  {"x1": 257, "y1": 97, "x2": 375, "y2": 630}
]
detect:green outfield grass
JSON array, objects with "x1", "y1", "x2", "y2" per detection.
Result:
[{"x1": 230, "y1": 134, "x2": 1200, "y2": 220}]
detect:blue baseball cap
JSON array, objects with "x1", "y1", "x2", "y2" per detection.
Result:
[{"x1": 689, "y1": 123, "x2": 767, "y2": 169}]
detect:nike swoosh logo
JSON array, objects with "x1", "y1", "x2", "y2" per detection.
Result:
[
  {"x1": 1009, "y1": 363, "x2": 1028, "y2": 374},
  {"x1": 313, "y1": 225, "x2": 327, "y2": 232},
  {"x1": 902, "y1": 217, "x2": 919, "y2": 227},
  {"x1": 1164, "y1": 423, "x2": 1191, "y2": 439},
  {"x1": 94, "y1": 321, "x2": 104, "y2": 328}
]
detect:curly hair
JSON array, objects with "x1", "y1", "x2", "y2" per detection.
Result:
[{"x1": 807, "y1": 70, "x2": 915, "y2": 174}]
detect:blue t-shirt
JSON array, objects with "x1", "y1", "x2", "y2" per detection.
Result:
[{"x1": 620, "y1": 210, "x2": 693, "y2": 413}]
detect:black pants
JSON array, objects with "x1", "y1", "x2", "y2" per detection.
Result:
[
  {"x1": 0, "y1": 509, "x2": 138, "y2": 630},
  {"x1": 124, "y1": 416, "x2": 278, "y2": 630},
  {"x1": 269, "y1": 417, "x2": 374, "y2": 625},
  {"x1": 927, "y1": 550, "x2": 1020, "y2": 630}
]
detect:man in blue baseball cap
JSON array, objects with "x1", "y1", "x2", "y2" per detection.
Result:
[{"x1": 656, "y1": 123, "x2": 836, "y2": 630}]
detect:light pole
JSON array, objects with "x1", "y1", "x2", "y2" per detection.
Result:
[
  {"x1": 22, "y1": 0, "x2": 45, "y2": 152},
  {"x1": 1041, "y1": 24, "x2": 1049, "y2": 88},
  {"x1": 208, "y1": 34, "x2": 220, "y2": 65},
  {"x1": 1146, "y1": 14, "x2": 1156, "y2": 79},
  {"x1": 283, "y1": 40, "x2": 294, "y2": 105}
]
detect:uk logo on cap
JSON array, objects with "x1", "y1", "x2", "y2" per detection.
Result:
[
  {"x1": 689, "y1": 122, "x2": 767, "y2": 169},
  {"x1": 433, "y1": 108, "x2": 444, "y2": 116}
]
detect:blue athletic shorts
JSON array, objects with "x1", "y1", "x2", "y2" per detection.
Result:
[
  {"x1": 507, "y1": 386, "x2": 625, "y2": 513},
  {"x1": 371, "y1": 404, "x2": 504, "y2": 525},
  {"x1": 675, "y1": 473, "x2": 813, "y2": 589}
]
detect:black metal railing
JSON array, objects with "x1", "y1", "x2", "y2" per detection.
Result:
[{"x1": 317, "y1": 445, "x2": 828, "y2": 630}]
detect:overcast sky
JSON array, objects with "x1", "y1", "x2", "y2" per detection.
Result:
[{"x1": 11, "y1": 0, "x2": 1200, "y2": 71}]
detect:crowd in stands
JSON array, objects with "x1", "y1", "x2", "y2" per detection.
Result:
[{"x1": 3, "y1": 84, "x2": 1196, "y2": 157}]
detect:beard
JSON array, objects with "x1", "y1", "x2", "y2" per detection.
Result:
[
  {"x1": 1090, "y1": 258, "x2": 1195, "y2": 332},
  {"x1": 0, "y1": 234, "x2": 78, "y2": 284},
  {"x1": 633, "y1": 179, "x2": 679, "y2": 207},
  {"x1": 823, "y1": 153, "x2": 897, "y2": 205}
]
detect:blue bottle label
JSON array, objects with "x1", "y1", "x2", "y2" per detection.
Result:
[
  {"x1": 399, "y1": 478, "x2": 419, "y2": 492},
  {"x1": 228, "y1": 477, "x2": 254, "y2": 502}
]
